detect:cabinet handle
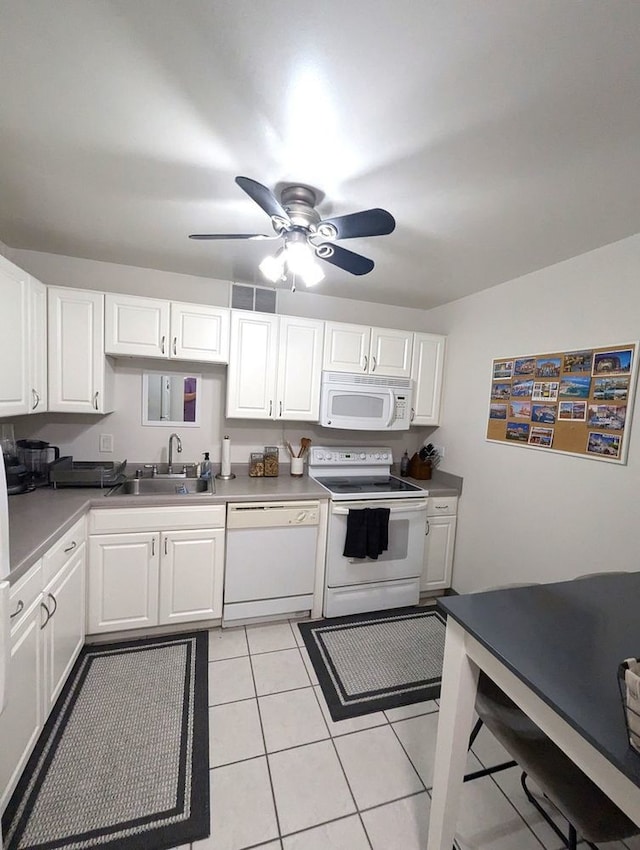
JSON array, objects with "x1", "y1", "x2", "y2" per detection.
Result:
[
  {"x1": 10, "y1": 599, "x2": 24, "y2": 619},
  {"x1": 279, "y1": 400, "x2": 282, "y2": 417},
  {"x1": 410, "y1": 407, "x2": 415, "y2": 422},
  {"x1": 425, "y1": 519, "x2": 430, "y2": 536},
  {"x1": 173, "y1": 337, "x2": 177, "y2": 356},
  {"x1": 93, "y1": 391, "x2": 99, "y2": 410},
  {"x1": 32, "y1": 389, "x2": 40, "y2": 410},
  {"x1": 40, "y1": 600, "x2": 52, "y2": 629},
  {"x1": 152, "y1": 538, "x2": 155, "y2": 556},
  {"x1": 47, "y1": 592, "x2": 58, "y2": 618},
  {"x1": 161, "y1": 335, "x2": 166, "y2": 354},
  {"x1": 269, "y1": 399, "x2": 273, "y2": 416},
  {"x1": 64, "y1": 540, "x2": 77, "y2": 553},
  {"x1": 164, "y1": 537, "x2": 168, "y2": 555},
  {"x1": 363, "y1": 355, "x2": 368, "y2": 372},
  {"x1": 371, "y1": 355, "x2": 377, "y2": 372}
]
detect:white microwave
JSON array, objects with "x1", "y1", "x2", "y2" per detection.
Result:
[{"x1": 319, "y1": 372, "x2": 413, "y2": 431}]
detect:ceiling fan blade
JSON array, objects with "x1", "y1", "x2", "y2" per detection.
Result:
[
  {"x1": 315, "y1": 243, "x2": 375, "y2": 276},
  {"x1": 317, "y1": 208, "x2": 395, "y2": 240},
  {"x1": 189, "y1": 233, "x2": 276, "y2": 240},
  {"x1": 235, "y1": 176, "x2": 290, "y2": 222}
]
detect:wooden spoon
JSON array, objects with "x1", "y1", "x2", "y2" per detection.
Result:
[{"x1": 299, "y1": 437, "x2": 312, "y2": 458}]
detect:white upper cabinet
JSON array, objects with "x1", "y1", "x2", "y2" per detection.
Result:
[
  {"x1": 28, "y1": 277, "x2": 48, "y2": 413},
  {"x1": 48, "y1": 287, "x2": 114, "y2": 414},
  {"x1": 323, "y1": 321, "x2": 413, "y2": 378},
  {"x1": 276, "y1": 316, "x2": 324, "y2": 421},
  {"x1": 104, "y1": 293, "x2": 230, "y2": 363},
  {"x1": 410, "y1": 332, "x2": 446, "y2": 426},
  {"x1": 226, "y1": 312, "x2": 278, "y2": 419},
  {"x1": 170, "y1": 301, "x2": 230, "y2": 363},
  {"x1": 105, "y1": 293, "x2": 170, "y2": 358},
  {"x1": 227, "y1": 312, "x2": 324, "y2": 421},
  {"x1": 0, "y1": 255, "x2": 30, "y2": 416}
]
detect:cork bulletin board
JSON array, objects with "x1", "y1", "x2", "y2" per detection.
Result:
[{"x1": 486, "y1": 343, "x2": 638, "y2": 463}]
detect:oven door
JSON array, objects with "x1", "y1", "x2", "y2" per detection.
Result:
[
  {"x1": 326, "y1": 498, "x2": 428, "y2": 587},
  {"x1": 320, "y1": 385, "x2": 398, "y2": 430}
]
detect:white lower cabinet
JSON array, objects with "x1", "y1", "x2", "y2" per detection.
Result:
[
  {"x1": 420, "y1": 497, "x2": 458, "y2": 593},
  {"x1": 1, "y1": 522, "x2": 87, "y2": 814},
  {"x1": 87, "y1": 506, "x2": 226, "y2": 635}
]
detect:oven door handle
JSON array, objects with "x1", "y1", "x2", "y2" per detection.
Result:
[{"x1": 332, "y1": 500, "x2": 428, "y2": 516}]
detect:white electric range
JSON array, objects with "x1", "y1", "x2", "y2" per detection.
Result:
[{"x1": 308, "y1": 447, "x2": 428, "y2": 616}]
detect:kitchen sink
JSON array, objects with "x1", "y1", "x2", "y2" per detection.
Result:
[{"x1": 108, "y1": 477, "x2": 215, "y2": 496}]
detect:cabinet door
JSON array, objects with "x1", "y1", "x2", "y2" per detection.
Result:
[
  {"x1": 226, "y1": 312, "x2": 278, "y2": 418},
  {"x1": 411, "y1": 332, "x2": 446, "y2": 426},
  {"x1": 29, "y1": 276, "x2": 48, "y2": 413},
  {"x1": 420, "y1": 515, "x2": 457, "y2": 592},
  {"x1": 170, "y1": 302, "x2": 230, "y2": 363},
  {"x1": 105, "y1": 292, "x2": 170, "y2": 358},
  {"x1": 41, "y1": 544, "x2": 86, "y2": 718},
  {"x1": 277, "y1": 316, "x2": 324, "y2": 421},
  {"x1": 0, "y1": 600, "x2": 43, "y2": 812},
  {"x1": 159, "y1": 529, "x2": 225, "y2": 625},
  {"x1": 48, "y1": 287, "x2": 112, "y2": 413},
  {"x1": 0, "y1": 256, "x2": 29, "y2": 416},
  {"x1": 370, "y1": 327, "x2": 413, "y2": 378},
  {"x1": 323, "y1": 322, "x2": 371, "y2": 373},
  {"x1": 88, "y1": 533, "x2": 159, "y2": 633}
]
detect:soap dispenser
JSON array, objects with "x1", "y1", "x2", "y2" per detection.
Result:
[
  {"x1": 200, "y1": 452, "x2": 212, "y2": 479},
  {"x1": 400, "y1": 450, "x2": 410, "y2": 477}
]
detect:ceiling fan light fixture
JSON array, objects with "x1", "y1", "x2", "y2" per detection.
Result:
[
  {"x1": 259, "y1": 248, "x2": 286, "y2": 283},
  {"x1": 284, "y1": 232, "x2": 325, "y2": 286}
]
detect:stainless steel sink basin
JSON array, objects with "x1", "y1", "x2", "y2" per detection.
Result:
[{"x1": 109, "y1": 477, "x2": 215, "y2": 496}]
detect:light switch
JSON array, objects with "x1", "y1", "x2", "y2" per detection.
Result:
[{"x1": 99, "y1": 434, "x2": 114, "y2": 453}]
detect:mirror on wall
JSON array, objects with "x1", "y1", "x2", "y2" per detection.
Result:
[{"x1": 142, "y1": 373, "x2": 201, "y2": 427}]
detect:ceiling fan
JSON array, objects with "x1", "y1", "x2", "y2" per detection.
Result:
[{"x1": 189, "y1": 176, "x2": 395, "y2": 288}]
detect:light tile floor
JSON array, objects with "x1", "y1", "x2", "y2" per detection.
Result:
[{"x1": 176, "y1": 619, "x2": 640, "y2": 850}]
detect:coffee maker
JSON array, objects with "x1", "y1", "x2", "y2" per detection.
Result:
[
  {"x1": 1, "y1": 424, "x2": 30, "y2": 495},
  {"x1": 17, "y1": 439, "x2": 60, "y2": 487}
]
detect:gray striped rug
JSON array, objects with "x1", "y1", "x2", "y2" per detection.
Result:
[
  {"x1": 299, "y1": 607, "x2": 446, "y2": 721},
  {"x1": 2, "y1": 632, "x2": 209, "y2": 850}
]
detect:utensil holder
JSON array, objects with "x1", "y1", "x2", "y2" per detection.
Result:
[
  {"x1": 408, "y1": 454, "x2": 432, "y2": 480},
  {"x1": 290, "y1": 457, "x2": 304, "y2": 477}
]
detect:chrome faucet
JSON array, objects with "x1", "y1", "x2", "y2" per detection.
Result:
[{"x1": 168, "y1": 433, "x2": 182, "y2": 473}]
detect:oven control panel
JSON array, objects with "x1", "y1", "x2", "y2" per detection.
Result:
[{"x1": 308, "y1": 446, "x2": 393, "y2": 466}]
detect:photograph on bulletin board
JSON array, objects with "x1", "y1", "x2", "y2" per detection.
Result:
[{"x1": 486, "y1": 343, "x2": 638, "y2": 463}]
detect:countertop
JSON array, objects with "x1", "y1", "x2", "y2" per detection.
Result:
[{"x1": 8, "y1": 468, "x2": 461, "y2": 584}]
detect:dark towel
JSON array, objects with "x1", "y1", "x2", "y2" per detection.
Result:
[{"x1": 343, "y1": 508, "x2": 390, "y2": 560}]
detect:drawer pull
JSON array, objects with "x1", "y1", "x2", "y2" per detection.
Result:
[
  {"x1": 64, "y1": 540, "x2": 77, "y2": 553},
  {"x1": 10, "y1": 599, "x2": 24, "y2": 619}
]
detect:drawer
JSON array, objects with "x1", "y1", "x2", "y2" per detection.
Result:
[
  {"x1": 42, "y1": 516, "x2": 87, "y2": 587},
  {"x1": 9, "y1": 560, "x2": 42, "y2": 632},
  {"x1": 90, "y1": 504, "x2": 226, "y2": 534},
  {"x1": 427, "y1": 496, "x2": 458, "y2": 516}
]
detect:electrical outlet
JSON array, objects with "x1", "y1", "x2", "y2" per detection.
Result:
[{"x1": 99, "y1": 434, "x2": 114, "y2": 453}]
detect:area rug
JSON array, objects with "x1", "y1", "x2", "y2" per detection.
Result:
[
  {"x1": 298, "y1": 607, "x2": 446, "y2": 721},
  {"x1": 2, "y1": 632, "x2": 210, "y2": 850}
]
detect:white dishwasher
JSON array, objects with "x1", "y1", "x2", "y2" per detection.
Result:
[{"x1": 223, "y1": 501, "x2": 320, "y2": 623}]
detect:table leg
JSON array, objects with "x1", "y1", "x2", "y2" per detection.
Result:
[{"x1": 427, "y1": 619, "x2": 479, "y2": 850}]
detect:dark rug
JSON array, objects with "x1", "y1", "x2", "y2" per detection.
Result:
[
  {"x1": 2, "y1": 632, "x2": 209, "y2": 850},
  {"x1": 298, "y1": 606, "x2": 446, "y2": 721}
]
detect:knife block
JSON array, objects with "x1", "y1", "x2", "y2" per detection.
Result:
[{"x1": 408, "y1": 454, "x2": 432, "y2": 480}]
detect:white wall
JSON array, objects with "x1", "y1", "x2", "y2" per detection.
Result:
[
  {"x1": 429, "y1": 234, "x2": 640, "y2": 592},
  {"x1": 8, "y1": 249, "x2": 437, "y2": 467}
]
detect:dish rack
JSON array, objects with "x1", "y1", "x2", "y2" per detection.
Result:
[{"x1": 49, "y1": 457, "x2": 128, "y2": 488}]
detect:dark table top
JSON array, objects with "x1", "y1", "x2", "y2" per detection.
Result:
[{"x1": 438, "y1": 573, "x2": 640, "y2": 787}]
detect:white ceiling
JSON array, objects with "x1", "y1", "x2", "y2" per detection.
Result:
[{"x1": 2, "y1": 1, "x2": 640, "y2": 310}]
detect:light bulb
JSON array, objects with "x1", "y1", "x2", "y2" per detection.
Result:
[
  {"x1": 285, "y1": 240, "x2": 314, "y2": 275},
  {"x1": 259, "y1": 250, "x2": 285, "y2": 283},
  {"x1": 301, "y1": 260, "x2": 325, "y2": 287}
]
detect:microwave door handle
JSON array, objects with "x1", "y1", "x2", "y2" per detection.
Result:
[{"x1": 385, "y1": 389, "x2": 395, "y2": 427}]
